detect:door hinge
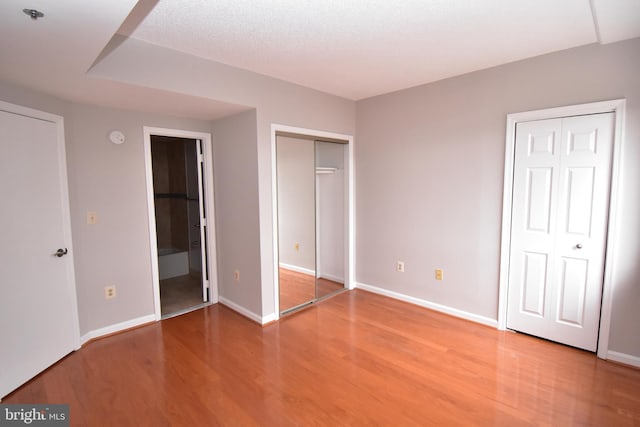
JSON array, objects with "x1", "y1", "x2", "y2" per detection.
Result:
[{"x1": 201, "y1": 218, "x2": 207, "y2": 227}]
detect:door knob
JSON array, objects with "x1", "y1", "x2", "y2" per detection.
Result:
[
  {"x1": 575, "y1": 244, "x2": 583, "y2": 249},
  {"x1": 54, "y1": 248, "x2": 68, "y2": 257}
]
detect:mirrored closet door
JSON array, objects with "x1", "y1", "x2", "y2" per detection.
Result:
[{"x1": 276, "y1": 134, "x2": 347, "y2": 314}]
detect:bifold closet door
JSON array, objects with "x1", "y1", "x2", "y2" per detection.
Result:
[{"x1": 506, "y1": 113, "x2": 614, "y2": 351}]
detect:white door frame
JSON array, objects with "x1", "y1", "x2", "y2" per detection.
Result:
[
  {"x1": 0, "y1": 100, "x2": 81, "y2": 351},
  {"x1": 497, "y1": 99, "x2": 626, "y2": 359},
  {"x1": 143, "y1": 127, "x2": 219, "y2": 320},
  {"x1": 271, "y1": 124, "x2": 355, "y2": 320}
]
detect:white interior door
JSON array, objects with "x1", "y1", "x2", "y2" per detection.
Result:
[
  {"x1": 506, "y1": 112, "x2": 614, "y2": 351},
  {"x1": 0, "y1": 105, "x2": 79, "y2": 398}
]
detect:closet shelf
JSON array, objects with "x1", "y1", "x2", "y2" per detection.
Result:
[{"x1": 315, "y1": 167, "x2": 338, "y2": 175}]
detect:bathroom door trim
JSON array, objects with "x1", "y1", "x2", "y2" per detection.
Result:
[
  {"x1": 143, "y1": 127, "x2": 219, "y2": 321},
  {"x1": 270, "y1": 124, "x2": 355, "y2": 321}
]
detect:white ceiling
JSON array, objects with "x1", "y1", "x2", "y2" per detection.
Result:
[
  {"x1": 0, "y1": 0, "x2": 248, "y2": 120},
  {"x1": 1, "y1": 0, "x2": 639, "y2": 117},
  {"x1": 120, "y1": 0, "x2": 640, "y2": 100}
]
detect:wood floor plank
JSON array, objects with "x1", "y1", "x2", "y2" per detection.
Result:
[
  {"x1": 4, "y1": 289, "x2": 640, "y2": 426},
  {"x1": 278, "y1": 268, "x2": 344, "y2": 312}
]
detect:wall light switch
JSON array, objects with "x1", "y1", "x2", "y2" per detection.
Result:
[{"x1": 87, "y1": 211, "x2": 97, "y2": 225}]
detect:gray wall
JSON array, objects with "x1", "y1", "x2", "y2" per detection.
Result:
[
  {"x1": 89, "y1": 37, "x2": 356, "y2": 318},
  {"x1": 355, "y1": 37, "x2": 640, "y2": 357},
  {"x1": 0, "y1": 81, "x2": 217, "y2": 334},
  {"x1": 3, "y1": 35, "x2": 637, "y2": 359},
  {"x1": 3, "y1": 34, "x2": 356, "y2": 327},
  {"x1": 66, "y1": 104, "x2": 214, "y2": 333},
  {"x1": 211, "y1": 109, "x2": 261, "y2": 315},
  {"x1": 0, "y1": 81, "x2": 70, "y2": 119}
]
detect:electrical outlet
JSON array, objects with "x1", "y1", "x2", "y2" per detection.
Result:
[
  {"x1": 294, "y1": 243, "x2": 300, "y2": 252},
  {"x1": 104, "y1": 285, "x2": 116, "y2": 300},
  {"x1": 396, "y1": 261, "x2": 405, "y2": 273},
  {"x1": 234, "y1": 270, "x2": 240, "y2": 281},
  {"x1": 435, "y1": 269, "x2": 444, "y2": 281},
  {"x1": 87, "y1": 211, "x2": 97, "y2": 225}
]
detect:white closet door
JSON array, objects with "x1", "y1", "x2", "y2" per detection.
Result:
[
  {"x1": 507, "y1": 112, "x2": 614, "y2": 351},
  {"x1": 0, "y1": 107, "x2": 78, "y2": 398}
]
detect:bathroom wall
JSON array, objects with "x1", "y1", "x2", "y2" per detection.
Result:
[{"x1": 151, "y1": 136, "x2": 189, "y2": 252}]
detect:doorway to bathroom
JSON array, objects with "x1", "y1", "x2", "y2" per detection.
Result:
[{"x1": 144, "y1": 127, "x2": 219, "y2": 320}]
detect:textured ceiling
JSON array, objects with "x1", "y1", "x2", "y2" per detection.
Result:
[{"x1": 121, "y1": 0, "x2": 640, "y2": 100}]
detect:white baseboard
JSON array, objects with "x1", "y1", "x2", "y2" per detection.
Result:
[
  {"x1": 219, "y1": 296, "x2": 272, "y2": 325},
  {"x1": 355, "y1": 282, "x2": 498, "y2": 328},
  {"x1": 317, "y1": 272, "x2": 345, "y2": 283},
  {"x1": 80, "y1": 314, "x2": 156, "y2": 345},
  {"x1": 261, "y1": 312, "x2": 277, "y2": 324},
  {"x1": 606, "y1": 351, "x2": 640, "y2": 368},
  {"x1": 279, "y1": 262, "x2": 315, "y2": 276},
  {"x1": 80, "y1": 299, "x2": 274, "y2": 346}
]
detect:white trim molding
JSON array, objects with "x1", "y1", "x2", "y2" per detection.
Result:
[
  {"x1": 219, "y1": 297, "x2": 274, "y2": 325},
  {"x1": 270, "y1": 124, "x2": 355, "y2": 321},
  {"x1": 317, "y1": 272, "x2": 345, "y2": 284},
  {"x1": 80, "y1": 314, "x2": 156, "y2": 345},
  {"x1": 143, "y1": 127, "x2": 219, "y2": 321},
  {"x1": 497, "y1": 99, "x2": 626, "y2": 360},
  {"x1": 279, "y1": 263, "x2": 315, "y2": 276},
  {"x1": 278, "y1": 263, "x2": 346, "y2": 287},
  {"x1": 356, "y1": 282, "x2": 498, "y2": 328},
  {"x1": 606, "y1": 351, "x2": 640, "y2": 369}
]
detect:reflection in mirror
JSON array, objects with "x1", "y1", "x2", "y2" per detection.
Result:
[
  {"x1": 276, "y1": 136, "x2": 316, "y2": 312},
  {"x1": 315, "y1": 141, "x2": 346, "y2": 299}
]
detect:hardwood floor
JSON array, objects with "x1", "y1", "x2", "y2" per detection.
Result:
[
  {"x1": 278, "y1": 268, "x2": 344, "y2": 312},
  {"x1": 278, "y1": 268, "x2": 315, "y2": 310},
  {"x1": 5, "y1": 290, "x2": 640, "y2": 426},
  {"x1": 316, "y1": 277, "x2": 344, "y2": 299}
]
